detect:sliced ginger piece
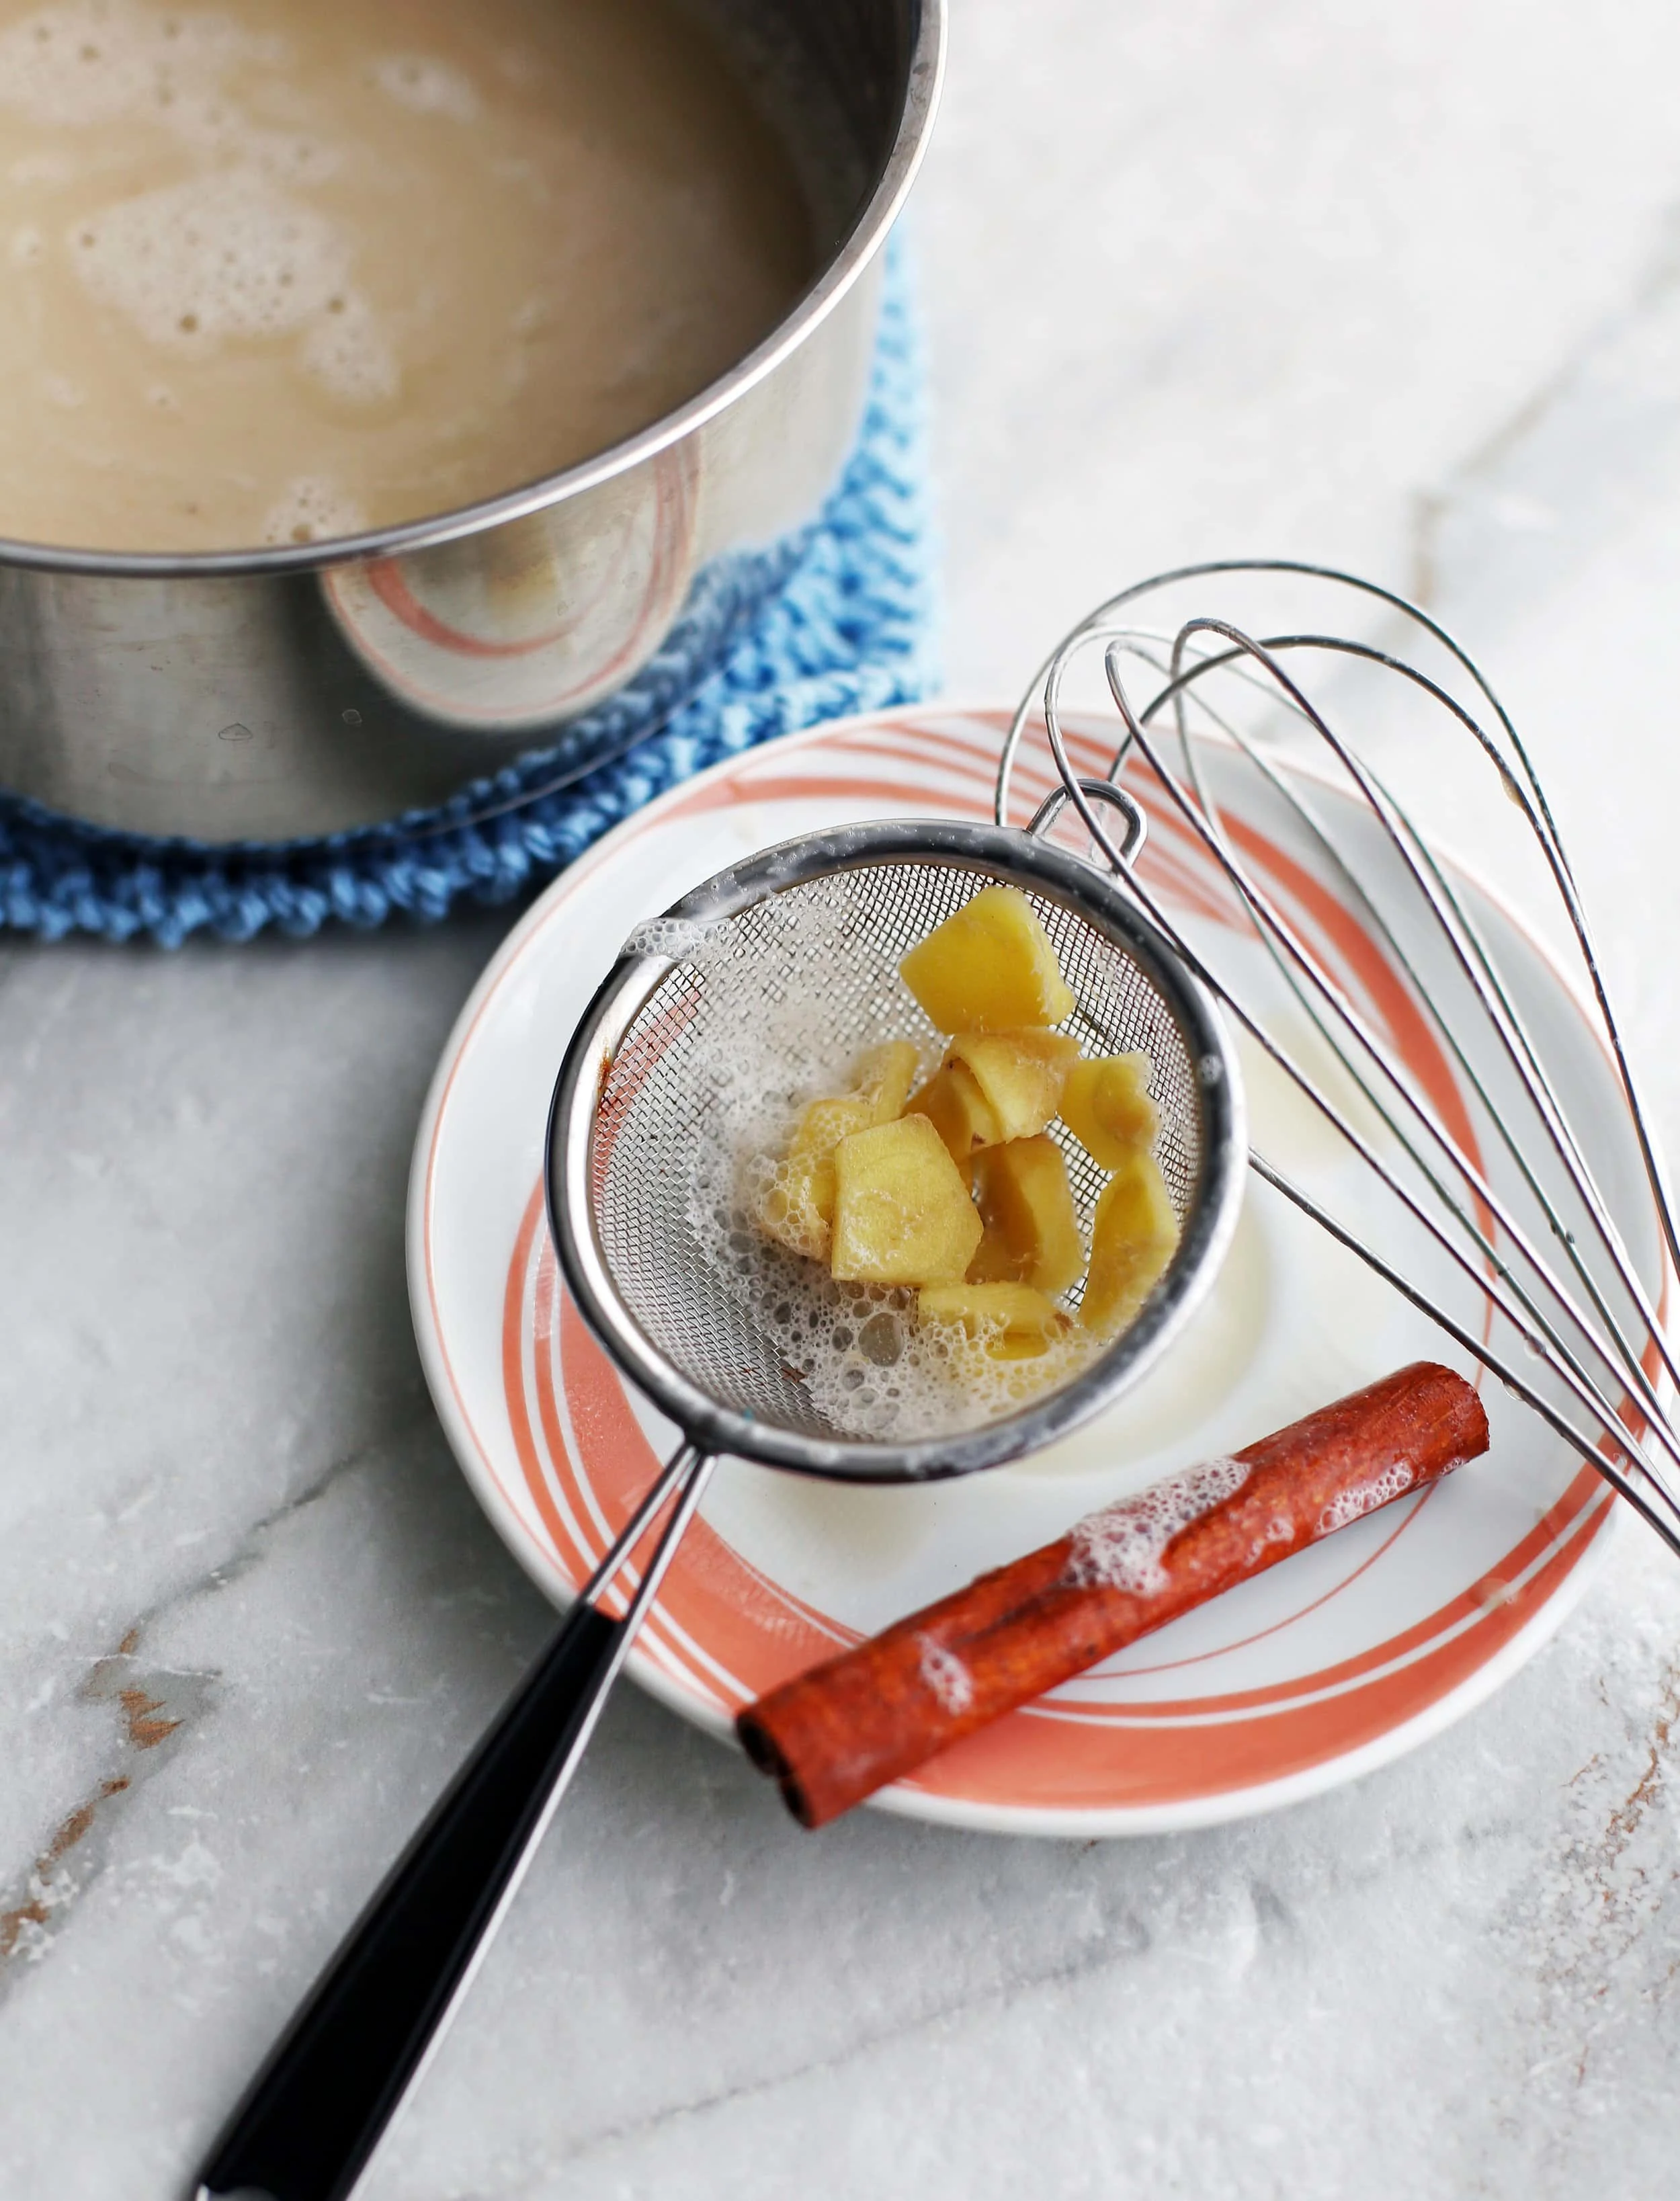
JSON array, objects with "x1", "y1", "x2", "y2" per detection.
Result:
[
  {"x1": 1060, "y1": 1052, "x2": 1160, "y2": 1171},
  {"x1": 831, "y1": 1115, "x2": 984, "y2": 1285},
  {"x1": 758, "y1": 1160, "x2": 837, "y2": 1261},
  {"x1": 792, "y1": 1095, "x2": 872, "y2": 1159},
  {"x1": 898, "y1": 884, "x2": 1075, "y2": 1034},
  {"x1": 906, "y1": 1061, "x2": 1002, "y2": 1169},
  {"x1": 760, "y1": 1096, "x2": 870, "y2": 1260},
  {"x1": 759, "y1": 1136, "x2": 849, "y2": 1261},
  {"x1": 1079, "y1": 1151, "x2": 1180, "y2": 1338},
  {"x1": 946, "y1": 1028, "x2": 1081, "y2": 1145},
  {"x1": 969, "y1": 1136, "x2": 1084, "y2": 1295},
  {"x1": 758, "y1": 1044, "x2": 923, "y2": 1261},
  {"x1": 853, "y1": 1039, "x2": 921, "y2": 1124},
  {"x1": 918, "y1": 1281, "x2": 1074, "y2": 1360}
]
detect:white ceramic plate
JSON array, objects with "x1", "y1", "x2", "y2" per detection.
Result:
[{"x1": 408, "y1": 704, "x2": 1661, "y2": 1837}]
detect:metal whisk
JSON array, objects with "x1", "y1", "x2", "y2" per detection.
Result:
[{"x1": 998, "y1": 558, "x2": 1680, "y2": 1558}]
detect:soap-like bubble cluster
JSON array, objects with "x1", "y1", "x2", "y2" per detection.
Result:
[
  {"x1": 3, "y1": 3, "x2": 406, "y2": 420},
  {"x1": 0, "y1": 2, "x2": 272, "y2": 130},
  {"x1": 673, "y1": 871, "x2": 905, "y2": 1179},
  {"x1": 624, "y1": 915, "x2": 729, "y2": 963},
  {"x1": 0, "y1": 1, "x2": 340, "y2": 177},
  {"x1": 915, "y1": 1632, "x2": 975, "y2": 1715},
  {"x1": 73, "y1": 173, "x2": 347, "y2": 347},
  {"x1": 1064, "y1": 1456, "x2": 1251, "y2": 1595},
  {"x1": 71, "y1": 171, "x2": 395, "y2": 407},
  {"x1": 298, "y1": 292, "x2": 398, "y2": 407},
  {"x1": 649, "y1": 880, "x2": 1103, "y2": 1445},
  {"x1": 1316, "y1": 1459, "x2": 1414, "y2": 1535},
  {"x1": 372, "y1": 52, "x2": 480, "y2": 123},
  {"x1": 261, "y1": 474, "x2": 364, "y2": 546}
]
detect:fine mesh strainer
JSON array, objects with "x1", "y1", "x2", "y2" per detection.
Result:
[{"x1": 198, "y1": 806, "x2": 1243, "y2": 2201}]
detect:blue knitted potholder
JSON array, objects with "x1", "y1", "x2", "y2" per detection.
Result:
[{"x1": 1, "y1": 243, "x2": 936, "y2": 948}]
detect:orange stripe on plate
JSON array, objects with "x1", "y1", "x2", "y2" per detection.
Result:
[{"x1": 896, "y1": 1499, "x2": 1603, "y2": 1810}]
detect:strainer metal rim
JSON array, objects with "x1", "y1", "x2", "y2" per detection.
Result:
[{"x1": 545, "y1": 818, "x2": 1247, "y2": 1483}]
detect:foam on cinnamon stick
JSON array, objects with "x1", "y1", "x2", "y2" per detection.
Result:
[{"x1": 737, "y1": 1361, "x2": 1490, "y2": 1828}]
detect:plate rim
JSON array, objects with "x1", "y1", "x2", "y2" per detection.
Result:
[{"x1": 407, "y1": 700, "x2": 1646, "y2": 1839}]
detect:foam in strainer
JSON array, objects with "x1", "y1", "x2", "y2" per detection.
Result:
[{"x1": 641, "y1": 882, "x2": 1103, "y2": 1444}]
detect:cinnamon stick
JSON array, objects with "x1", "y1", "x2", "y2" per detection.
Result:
[{"x1": 738, "y1": 1361, "x2": 1488, "y2": 1827}]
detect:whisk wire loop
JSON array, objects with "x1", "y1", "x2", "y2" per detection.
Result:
[
  {"x1": 1091, "y1": 628, "x2": 1675, "y2": 1452},
  {"x1": 1160, "y1": 625, "x2": 1679, "y2": 1416},
  {"x1": 1111, "y1": 695, "x2": 1680, "y2": 1533},
  {"x1": 1009, "y1": 563, "x2": 1680, "y2": 1556},
  {"x1": 1138, "y1": 628, "x2": 1680, "y2": 1453}
]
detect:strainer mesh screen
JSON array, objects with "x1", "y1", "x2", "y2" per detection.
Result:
[{"x1": 589, "y1": 860, "x2": 1205, "y2": 1446}]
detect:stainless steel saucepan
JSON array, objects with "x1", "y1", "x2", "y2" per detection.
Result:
[{"x1": 0, "y1": 0, "x2": 944, "y2": 843}]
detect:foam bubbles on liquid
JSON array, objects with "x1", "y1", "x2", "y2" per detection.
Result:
[
  {"x1": 372, "y1": 53, "x2": 480, "y2": 123},
  {"x1": 73, "y1": 171, "x2": 344, "y2": 345},
  {"x1": 298, "y1": 290, "x2": 398, "y2": 406},
  {"x1": 654, "y1": 880, "x2": 1103, "y2": 1446},
  {"x1": 916, "y1": 1633, "x2": 974, "y2": 1716},
  {"x1": 0, "y1": 3, "x2": 278, "y2": 130},
  {"x1": 70, "y1": 169, "x2": 396, "y2": 407},
  {"x1": 1065, "y1": 1456, "x2": 1251, "y2": 1595},
  {"x1": 718, "y1": 1247, "x2": 1095, "y2": 1445},
  {"x1": 2, "y1": 3, "x2": 215, "y2": 128},
  {"x1": 0, "y1": 0, "x2": 338, "y2": 214},
  {"x1": 3, "y1": 8, "x2": 400, "y2": 412},
  {"x1": 623, "y1": 915, "x2": 728, "y2": 963},
  {"x1": 261, "y1": 474, "x2": 364, "y2": 546},
  {"x1": 1316, "y1": 1459, "x2": 1413, "y2": 1534},
  {"x1": 169, "y1": 101, "x2": 344, "y2": 190}
]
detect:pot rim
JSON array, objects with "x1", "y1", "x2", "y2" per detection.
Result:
[{"x1": 0, "y1": 0, "x2": 946, "y2": 585}]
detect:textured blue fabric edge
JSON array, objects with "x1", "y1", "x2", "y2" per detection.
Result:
[{"x1": 0, "y1": 236, "x2": 938, "y2": 948}]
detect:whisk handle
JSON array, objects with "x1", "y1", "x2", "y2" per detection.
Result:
[{"x1": 195, "y1": 1444, "x2": 714, "y2": 2201}]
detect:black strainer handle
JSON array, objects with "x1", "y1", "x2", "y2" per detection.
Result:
[{"x1": 195, "y1": 1442, "x2": 713, "y2": 2201}]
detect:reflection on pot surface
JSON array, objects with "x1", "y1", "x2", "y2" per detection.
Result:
[{"x1": 322, "y1": 446, "x2": 704, "y2": 733}]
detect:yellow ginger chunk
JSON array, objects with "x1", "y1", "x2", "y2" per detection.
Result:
[
  {"x1": 758, "y1": 1167, "x2": 833, "y2": 1261},
  {"x1": 918, "y1": 1282, "x2": 1074, "y2": 1361},
  {"x1": 1080, "y1": 1152, "x2": 1180, "y2": 1338},
  {"x1": 1060, "y1": 1053, "x2": 1160, "y2": 1171},
  {"x1": 969, "y1": 1136, "x2": 1084, "y2": 1295},
  {"x1": 946, "y1": 1028, "x2": 1082, "y2": 1145},
  {"x1": 853, "y1": 1040, "x2": 921, "y2": 1124},
  {"x1": 831, "y1": 1116, "x2": 984, "y2": 1285},
  {"x1": 906, "y1": 1061, "x2": 1002, "y2": 1169},
  {"x1": 898, "y1": 884, "x2": 1075, "y2": 1034},
  {"x1": 793, "y1": 1095, "x2": 872, "y2": 1159},
  {"x1": 757, "y1": 1096, "x2": 866, "y2": 1260},
  {"x1": 757, "y1": 1044, "x2": 923, "y2": 1261}
]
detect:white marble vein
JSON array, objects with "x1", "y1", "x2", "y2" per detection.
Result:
[{"x1": 9, "y1": 1, "x2": 1680, "y2": 2194}]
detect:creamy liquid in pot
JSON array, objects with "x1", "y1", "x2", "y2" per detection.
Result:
[{"x1": 0, "y1": 0, "x2": 815, "y2": 552}]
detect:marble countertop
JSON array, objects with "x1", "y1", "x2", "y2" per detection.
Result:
[{"x1": 8, "y1": 3, "x2": 1680, "y2": 2194}]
